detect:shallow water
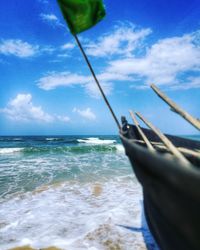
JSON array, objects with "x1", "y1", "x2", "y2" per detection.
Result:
[{"x1": 0, "y1": 136, "x2": 159, "y2": 250}]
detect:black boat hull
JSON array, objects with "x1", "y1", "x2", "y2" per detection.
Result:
[{"x1": 120, "y1": 129, "x2": 200, "y2": 250}]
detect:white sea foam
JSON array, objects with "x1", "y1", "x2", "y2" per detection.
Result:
[
  {"x1": 0, "y1": 136, "x2": 157, "y2": 249},
  {"x1": 0, "y1": 148, "x2": 24, "y2": 154},
  {"x1": 115, "y1": 144, "x2": 125, "y2": 153},
  {"x1": 0, "y1": 179, "x2": 158, "y2": 250},
  {"x1": 78, "y1": 137, "x2": 116, "y2": 145}
]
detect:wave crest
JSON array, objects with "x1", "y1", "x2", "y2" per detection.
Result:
[
  {"x1": 77, "y1": 137, "x2": 116, "y2": 145},
  {"x1": 0, "y1": 148, "x2": 24, "y2": 154}
]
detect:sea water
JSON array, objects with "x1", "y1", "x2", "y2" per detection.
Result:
[{"x1": 0, "y1": 135, "x2": 160, "y2": 250}]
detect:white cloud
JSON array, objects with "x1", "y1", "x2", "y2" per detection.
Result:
[
  {"x1": 36, "y1": 23, "x2": 200, "y2": 94},
  {"x1": 37, "y1": 72, "x2": 90, "y2": 90},
  {"x1": 40, "y1": 13, "x2": 63, "y2": 27},
  {"x1": 0, "y1": 39, "x2": 57, "y2": 58},
  {"x1": 86, "y1": 23, "x2": 152, "y2": 57},
  {"x1": 57, "y1": 43, "x2": 75, "y2": 58},
  {"x1": 0, "y1": 39, "x2": 38, "y2": 58},
  {"x1": 170, "y1": 76, "x2": 200, "y2": 90},
  {"x1": 84, "y1": 80, "x2": 113, "y2": 99},
  {"x1": 56, "y1": 115, "x2": 70, "y2": 122},
  {"x1": 37, "y1": 71, "x2": 124, "y2": 98},
  {"x1": 105, "y1": 30, "x2": 200, "y2": 89},
  {"x1": 85, "y1": 71, "x2": 133, "y2": 98},
  {"x1": 40, "y1": 13, "x2": 58, "y2": 22},
  {"x1": 61, "y1": 43, "x2": 75, "y2": 50},
  {"x1": 73, "y1": 107, "x2": 96, "y2": 120},
  {"x1": 41, "y1": 46, "x2": 55, "y2": 54},
  {"x1": 0, "y1": 94, "x2": 53, "y2": 122},
  {"x1": 0, "y1": 94, "x2": 70, "y2": 123}
]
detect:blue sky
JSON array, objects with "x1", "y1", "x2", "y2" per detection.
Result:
[{"x1": 0, "y1": 0, "x2": 200, "y2": 135}]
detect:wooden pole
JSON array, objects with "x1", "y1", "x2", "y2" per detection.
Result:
[
  {"x1": 129, "y1": 110, "x2": 154, "y2": 151},
  {"x1": 74, "y1": 34, "x2": 121, "y2": 130},
  {"x1": 135, "y1": 112, "x2": 191, "y2": 166},
  {"x1": 151, "y1": 84, "x2": 200, "y2": 131}
]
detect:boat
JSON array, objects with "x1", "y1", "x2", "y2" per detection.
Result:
[{"x1": 119, "y1": 86, "x2": 200, "y2": 250}]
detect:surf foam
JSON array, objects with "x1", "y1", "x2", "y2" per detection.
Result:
[
  {"x1": 0, "y1": 179, "x2": 158, "y2": 250},
  {"x1": 78, "y1": 137, "x2": 116, "y2": 145},
  {"x1": 0, "y1": 148, "x2": 24, "y2": 154}
]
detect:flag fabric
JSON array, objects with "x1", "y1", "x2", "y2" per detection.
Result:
[{"x1": 57, "y1": 0, "x2": 106, "y2": 34}]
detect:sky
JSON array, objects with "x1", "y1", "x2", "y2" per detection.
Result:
[{"x1": 0, "y1": 0, "x2": 200, "y2": 135}]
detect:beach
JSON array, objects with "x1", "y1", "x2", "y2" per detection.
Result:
[{"x1": 0, "y1": 136, "x2": 158, "y2": 250}]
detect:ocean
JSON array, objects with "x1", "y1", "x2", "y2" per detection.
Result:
[{"x1": 0, "y1": 135, "x2": 160, "y2": 250}]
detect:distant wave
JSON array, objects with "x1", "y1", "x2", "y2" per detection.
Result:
[
  {"x1": 0, "y1": 137, "x2": 125, "y2": 156},
  {"x1": 0, "y1": 144, "x2": 125, "y2": 155},
  {"x1": 77, "y1": 137, "x2": 116, "y2": 145},
  {"x1": 0, "y1": 148, "x2": 24, "y2": 154},
  {"x1": 45, "y1": 138, "x2": 63, "y2": 141},
  {"x1": 45, "y1": 138, "x2": 78, "y2": 144},
  {"x1": 0, "y1": 138, "x2": 23, "y2": 142}
]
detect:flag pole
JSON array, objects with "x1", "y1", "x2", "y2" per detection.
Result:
[{"x1": 74, "y1": 34, "x2": 121, "y2": 130}]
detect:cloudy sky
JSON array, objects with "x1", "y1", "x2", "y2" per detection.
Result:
[{"x1": 0, "y1": 0, "x2": 200, "y2": 135}]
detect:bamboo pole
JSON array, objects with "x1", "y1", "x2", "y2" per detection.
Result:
[
  {"x1": 74, "y1": 34, "x2": 121, "y2": 130},
  {"x1": 135, "y1": 112, "x2": 191, "y2": 166},
  {"x1": 151, "y1": 84, "x2": 200, "y2": 130},
  {"x1": 129, "y1": 110, "x2": 154, "y2": 151}
]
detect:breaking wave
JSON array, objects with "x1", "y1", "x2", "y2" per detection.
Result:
[
  {"x1": 0, "y1": 148, "x2": 24, "y2": 154},
  {"x1": 0, "y1": 144, "x2": 124, "y2": 155},
  {"x1": 77, "y1": 137, "x2": 116, "y2": 145}
]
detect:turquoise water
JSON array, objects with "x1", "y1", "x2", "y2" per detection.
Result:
[
  {"x1": 0, "y1": 136, "x2": 130, "y2": 200},
  {"x1": 0, "y1": 135, "x2": 159, "y2": 249}
]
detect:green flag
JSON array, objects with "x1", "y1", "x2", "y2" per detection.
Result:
[{"x1": 57, "y1": 0, "x2": 106, "y2": 34}]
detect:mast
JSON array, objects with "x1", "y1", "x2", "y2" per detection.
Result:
[{"x1": 74, "y1": 34, "x2": 121, "y2": 130}]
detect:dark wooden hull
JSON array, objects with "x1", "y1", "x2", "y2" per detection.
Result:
[{"x1": 120, "y1": 126, "x2": 200, "y2": 250}]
